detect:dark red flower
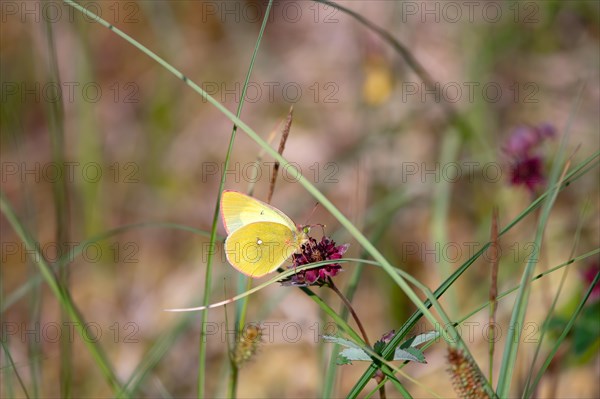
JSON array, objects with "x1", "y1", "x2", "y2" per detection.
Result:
[
  {"x1": 509, "y1": 156, "x2": 545, "y2": 192},
  {"x1": 281, "y1": 236, "x2": 349, "y2": 286},
  {"x1": 503, "y1": 124, "x2": 555, "y2": 193}
]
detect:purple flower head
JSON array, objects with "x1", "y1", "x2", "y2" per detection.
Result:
[
  {"x1": 503, "y1": 123, "x2": 555, "y2": 193},
  {"x1": 503, "y1": 124, "x2": 555, "y2": 159},
  {"x1": 281, "y1": 236, "x2": 349, "y2": 287}
]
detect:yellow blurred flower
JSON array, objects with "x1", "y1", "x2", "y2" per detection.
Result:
[{"x1": 362, "y1": 57, "x2": 394, "y2": 105}]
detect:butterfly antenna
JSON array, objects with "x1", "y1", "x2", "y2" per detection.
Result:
[{"x1": 301, "y1": 202, "x2": 322, "y2": 231}]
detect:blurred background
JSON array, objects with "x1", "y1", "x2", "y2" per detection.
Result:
[{"x1": 1, "y1": 1, "x2": 599, "y2": 397}]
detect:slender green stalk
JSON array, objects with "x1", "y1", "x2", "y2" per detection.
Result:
[
  {"x1": 521, "y1": 200, "x2": 589, "y2": 397},
  {"x1": 457, "y1": 248, "x2": 600, "y2": 325},
  {"x1": 347, "y1": 151, "x2": 598, "y2": 398},
  {"x1": 525, "y1": 272, "x2": 600, "y2": 397},
  {"x1": 0, "y1": 193, "x2": 124, "y2": 395},
  {"x1": 327, "y1": 278, "x2": 391, "y2": 398},
  {"x1": 59, "y1": 0, "x2": 449, "y2": 391},
  {"x1": 198, "y1": 2, "x2": 273, "y2": 397},
  {"x1": 62, "y1": 0, "x2": 434, "y2": 328},
  {"x1": 496, "y1": 82, "x2": 584, "y2": 397},
  {"x1": 43, "y1": 16, "x2": 72, "y2": 398},
  {"x1": 59, "y1": 4, "x2": 599, "y2": 398},
  {"x1": 327, "y1": 278, "x2": 371, "y2": 346},
  {"x1": 313, "y1": 0, "x2": 474, "y2": 140},
  {"x1": 354, "y1": 248, "x2": 599, "y2": 399},
  {"x1": 56, "y1": 9, "x2": 595, "y2": 366},
  {"x1": 432, "y1": 131, "x2": 461, "y2": 314},
  {"x1": 323, "y1": 190, "x2": 418, "y2": 398},
  {"x1": 0, "y1": 341, "x2": 30, "y2": 399},
  {"x1": 350, "y1": 248, "x2": 599, "y2": 395},
  {"x1": 3, "y1": 221, "x2": 212, "y2": 312},
  {"x1": 118, "y1": 312, "x2": 196, "y2": 397},
  {"x1": 1, "y1": 102, "x2": 37, "y2": 399},
  {"x1": 393, "y1": 267, "x2": 496, "y2": 398}
]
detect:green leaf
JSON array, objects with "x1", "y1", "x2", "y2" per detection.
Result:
[
  {"x1": 394, "y1": 347, "x2": 426, "y2": 363},
  {"x1": 336, "y1": 353, "x2": 353, "y2": 366},
  {"x1": 373, "y1": 340, "x2": 386, "y2": 354},
  {"x1": 325, "y1": 335, "x2": 428, "y2": 365},
  {"x1": 339, "y1": 348, "x2": 372, "y2": 362},
  {"x1": 322, "y1": 335, "x2": 363, "y2": 350},
  {"x1": 401, "y1": 331, "x2": 440, "y2": 348},
  {"x1": 573, "y1": 300, "x2": 600, "y2": 357}
]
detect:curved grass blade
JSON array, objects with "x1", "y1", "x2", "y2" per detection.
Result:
[
  {"x1": 61, "y1": 1, "x2": 442, "y2": 336},
  {"x1": 521, "y1": 199, "x2": 590, "y2": 397},
  {"x1": 0, "y1": 341, "x2": 30, "y2": 399},
  {"x1": 0, "y1": 192, "x2": 125, "y2": 395},
  {"x1": 346, "y1": 151, "x2": 598, "y2": 398},
  {"x1": 496, "y1": 82, "x2": 584, "y2": 398},
  {"x1": 525, "y1": 272, "x2": 599, "y2": 396},
  {"x1": 3, "y1": 222, "x2": 212, "y2": 312}
]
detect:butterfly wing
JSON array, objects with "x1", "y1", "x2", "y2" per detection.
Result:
[
  {"x1": 221, "y1": 190, "x2": 296, "y2": 234},
  {"x1": 224, "y1": 221, "x2": 301, "y2": 277}
]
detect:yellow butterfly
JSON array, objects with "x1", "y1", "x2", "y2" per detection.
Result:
[{"x1": 221, "y1": 190, "x2": 308, "y2": 277}]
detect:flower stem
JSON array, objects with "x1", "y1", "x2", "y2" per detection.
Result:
[
  {"x1": 326, "y1": 278, "x2": 387, "y2": 399},
  {"x1": 326, "y1": 277, "x2": 371, "y2": 346}
]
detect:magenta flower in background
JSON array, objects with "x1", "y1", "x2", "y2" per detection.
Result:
[
  {"x1": 503, "y1": 123, "x2": 555, "y2": 193},
  {"x1": 281, "y1": 236, "x2": 349, "y2": 287}
]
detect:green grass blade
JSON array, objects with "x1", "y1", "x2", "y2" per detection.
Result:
[
  {"x1": 2, "y1": 222, "x2": 212, "y2": 312},
  {"x1": 57, "y1": 6, "x2": 596, "y2": 342},
  {"x1": 59, "y1": 4, "x2": 599, "y2": 397},
  {"x1": 0, "y1": 340, "x2": 30, "y2": 399},
  {"x1": 59, "y1": 1, "x2": 435, "y2": 334},
  {"x1": 118, "y1": 313, "x2": 196, "y2": 397},
  {"x1": 43, "y1": 16, "x2": 72, "y2": 397},
  {"x1": 347, "y1": 151, "x2": 598, "y2": 398},
  {"x1": 431, "y1": 130, "x2": 461, "y2": 314},
  {"x1": 322, "y1": 189, "x2": 413, "y2": 398},
  {"x1": 525, "y1": 271, "x2": 600, "y2": 397},
  {"x1": 521, "y1": 200, "x2": 590, "y2": 397},
  {"x1": 0, "y1": 192, "x2": 125, "y2": 395},
  {"x1": 313, "y1": 0, "x2": 474, "y2": 140},
  {"x1": 336, "y1": 248, "x2": 600, "y2": 395},
  {"x1": 496, "y1": 83, "x2": 584, "y2": 397},
  {"x1": 197, "y1": 1, "x2": 274, "y2": 397},
  {"x1": 458, "y1": 248, "x2": 600, "y2": 326}
]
